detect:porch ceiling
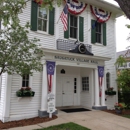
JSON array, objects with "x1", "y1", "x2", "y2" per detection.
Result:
[{"x1": 42, "y1": 48, "x2": 111, "y2": 61}]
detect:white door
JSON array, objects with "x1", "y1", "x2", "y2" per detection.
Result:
[
  {"x1": 62, "y1": 77, "x2": 74, "y2": 106},
  {"x1": 56, "y1": 76, "x2": 74, "y2": 107}
]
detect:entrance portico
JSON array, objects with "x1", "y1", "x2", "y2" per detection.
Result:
[{"x1": 38, "y1": 48, "x2": 111, "y2": 117}]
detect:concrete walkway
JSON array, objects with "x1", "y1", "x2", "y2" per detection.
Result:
[{"x1": 8, "y1": 110, "x2": 130, "y2": 130}]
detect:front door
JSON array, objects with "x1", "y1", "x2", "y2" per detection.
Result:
[
  {"x1": 62, "y1": 77, "x2": 74, "y2": 106},
  {"x1": 56, "y1": 76, "x2": 74, "y2": 106}
]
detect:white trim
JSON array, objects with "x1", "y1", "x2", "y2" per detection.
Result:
[
  {"x1": 43, "y1": 48, "x2": 111, "y2": 61},
  {"x1": 2, "y1": 74, "x2": 12, "y2": 123}
]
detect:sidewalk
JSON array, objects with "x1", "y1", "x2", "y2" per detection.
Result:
[{"x1": 8, "y1": 110, "x2": 130, "y2": 130}]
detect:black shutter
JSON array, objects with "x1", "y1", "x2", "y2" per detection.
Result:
[
  {"x1": 31, "y1": 1, "x2": 38, "y2": 31},
  {"x1": 103, "y1": 23, "x2": 107, "y2": 46},
  {"x1": 49, "y1": 7, "x2": 55, "y2": 35},
  {"x1": 79, "y1": 17, "x2": 84, "y2": 42},
  {"x1": 91, "y1": 20, "x2": 96, "y2": 44}
]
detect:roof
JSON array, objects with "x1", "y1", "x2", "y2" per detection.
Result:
[{"x1": 117, "y1": 50, "x2": 130, "y2": 58}]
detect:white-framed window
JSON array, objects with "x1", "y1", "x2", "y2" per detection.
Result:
[
  {"x1": 38, "y1": 7, "x2": 48, "y2": 32},
  {"x1": 69, "y1": 14, "x2": 78, "y2": 39},
  {"x1": 106, "y1": 72, "x2": 110, "y2": 88},
  {"x1": 82, "y1": 77, "x2": 89, "y2": 91},
  {"x1": 96, "y1": 22, "x2": 102, "y2": 43},
  {"x1": 22, "y1": 74, "x2": 29, "y2": 87},
  {"x1": 74, "y1": 78, "x2": 77, "y2": 93}
]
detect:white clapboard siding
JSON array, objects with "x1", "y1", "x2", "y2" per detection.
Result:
[
  {"x1": 18, "y1": 1, "x2": 56, "y2": 49},
  {"x1": 10, "y1": 72, "x2": 42, "y2": 119},
  {"x1": 0, "y1": 73, "x2": 7, "y2": 120}
]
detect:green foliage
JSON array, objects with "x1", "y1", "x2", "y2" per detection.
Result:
[
  {"x1": 117, "y1": 69, "x2": 130, "y2": 91},
  {"x1": 115, "y1": 56, "x2": 126, "y2": 69},
  {"x1": 0, "y1": 0, "x2": 44, "y2": 76}
]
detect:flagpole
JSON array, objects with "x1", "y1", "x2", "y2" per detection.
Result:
[
  {"x1": 56, "y1": 13, "x2": 61, "y2": 24},
  {"x1": 57, "y1": 3, "x2": 67, "y2": 24}
]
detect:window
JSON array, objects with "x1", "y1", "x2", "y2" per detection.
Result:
[
  {"x1": 74, "y1": 78, "x2": 77, "y2": 93},
  {"x1": 22, "y1": 75, "x2": 29, "y2": 87},
  {"x1": 31, "y1": 1, "x2": 55, "y2": 35},
  {"x1": 82, "y1": 77, "x2": 89, "y2": 91},
  {"x1": 70, "y1": 14, "x2": 78, "y2": 39},
  {"x1": 96, "y1": 22, "x2": 102, "y2": 43},
  {"x1": 64, "y1": 15, "x2": 84, "y2": 42},
  {"x1": 106, "y1": 73, "x2": 110, "y2": 88},
  {"x1": 38, "y1": 7, "x2": 48, "y2": 32},
  {"x1": 91, "y1": 20, "x2": 106, "y2": 46}
]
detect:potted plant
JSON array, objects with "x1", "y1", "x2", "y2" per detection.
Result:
[
  {"x1": 114, "y1": 103, "x2": 124, "y2": 114},
  {"x1": 16, "y1": 87, "x2": 35, "y2": 97},
  {"x1": 105, "y1": 87, "x2": 116, "y2": 96}
]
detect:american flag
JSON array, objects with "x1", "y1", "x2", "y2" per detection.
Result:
[{"x1": 60, "y1": 4, "x2": 68, "y2": 31}]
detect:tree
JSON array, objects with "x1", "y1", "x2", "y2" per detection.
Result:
[
  {"x1": 115, "y1": 0, "x2": 130, "y2": 20},
  {"x1": 0, "y1": 0, "x2": 44, "y2": 76}
]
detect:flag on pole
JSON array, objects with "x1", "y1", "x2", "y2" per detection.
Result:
[
  {"x1": 46, "y1": 61, "x2": 55, "y2": 92},
  {"x1": 60, "y1": 4, "x2": 68, "y2": 31},
  {"x1": 98, "y1": 66, "x2": 104, "y2": 97}
]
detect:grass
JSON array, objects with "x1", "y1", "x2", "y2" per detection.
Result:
[
  {"x1": 35, "y1": 122, "x2": 91, "y2": 130},
  {"x1": 122, "y1": 115, "x2": 130, "y2": 119}
]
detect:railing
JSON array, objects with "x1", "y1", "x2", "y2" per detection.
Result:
[{"x1": 57, "y1": 39, "x2": 92, "y2": 53}]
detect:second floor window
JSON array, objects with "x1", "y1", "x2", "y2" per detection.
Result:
[
  {"x1": 91, "y1": 19, "x2": 106, "y2": 46},
  {"x1": 38, "y1": 7, "x2": 48, "y2": 32},
  {"x1": 31, "y1": 1, "x2": 55, "y2": 35},
  {"x1": 22, "y1": 75, "x2": 29, "y2": 87},
  {"x1": 96, "y1": 22, "x2": 102, "y2": 43},
  {"x1": 70, "y1": 14, "x2": 78, "y2": 39}
]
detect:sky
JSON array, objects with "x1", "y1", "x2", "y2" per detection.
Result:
[{"x1": 104, "y1": 0, "x2": 130, "y2": 52}]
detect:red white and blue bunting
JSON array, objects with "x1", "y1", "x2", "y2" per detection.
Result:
[
  {"x1": 66, "y1": 0, "x2": 87, "y2": 15},
  {"x1": 90, "y1": 5, "x2": 111, "y2": 23}
]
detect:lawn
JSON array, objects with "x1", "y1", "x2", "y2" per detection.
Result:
[
  {"x1": 35, "y1": 122, "x2": 91, "y2": 130},
  {"x1": 122, "y1": 115, "x2": 130, "y2": 119}
]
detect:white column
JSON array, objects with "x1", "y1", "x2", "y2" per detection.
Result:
[
  {"x1": 41, "y1": 62, "x2": 48, "y2": 111},
  {"x1": 3, "y1": 74, "x2": 12, "y2": 122},
  {"x1": 101, "y1": 77, "x2": 106, "y2": 106},
  {"x1": 52, "y1": 64, "x2": 56, "y2": 107},
  {"x1": 94, "y1": 69, "x2": 100, "y2": 106}
]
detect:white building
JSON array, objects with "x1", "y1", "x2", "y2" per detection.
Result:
[{"x1": 0, "y1": 0, "x2": 122, "y2": 122}]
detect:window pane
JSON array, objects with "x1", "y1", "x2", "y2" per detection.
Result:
[
  {"x1": 22, "y1": 81, "x2": 25, "y2": 87},
  {"x1": 38, "y1": 19, "x2": 42, "y2": 30},
  {"x1": 70, "y1": 27, "x2": 73, "y2": 37},
  {"x1": 74, "y1": 17, "x2": 77, "y2": 27},
  {"x1": 26, "y1": 81, "x2": 29, "y2": 87},
  {"x1": 39, "y1": 8, "x2": 47, "y2": 19},
  {"x1": 74, "y1": 28, "x2": 77, "y2": 38},
  {"x1": 42, "y1": 20, "x2": 47, "y2": 31},
  {"x1": 70, "y1": 15, "x2": 73, "y2": 26}
]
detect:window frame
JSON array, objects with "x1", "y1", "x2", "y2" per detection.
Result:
[
  {"x1": 95, "y1": 22, "x2": 103, "y2": 44},
  {"x1": 106, "y1": 72, "x2": 110, "y2": 88},
  {"x1": 37, "y1": 6, "x2": 49, "y2": 33},
  {"x1": 69, "y1": 14, "x2": 78, "y2": 40},
  {"x1": 22, "y1": 74, "x2": 30, "y2": 87},
  {"x1": 82, "y1": 77, "x2": 89, "y2": 91}
]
